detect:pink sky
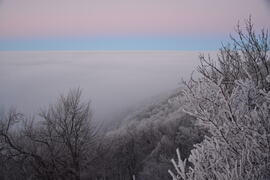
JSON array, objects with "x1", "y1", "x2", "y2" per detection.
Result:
[{"x1": 0, "y1": 0, "x2": 269, "y2": 38}]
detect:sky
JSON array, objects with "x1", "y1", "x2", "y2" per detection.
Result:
[{"x1": 0, "y1": 0, "x2": 269, "y2": 50}]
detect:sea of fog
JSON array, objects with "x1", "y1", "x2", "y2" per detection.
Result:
[{"x1": 0, "y1": 51, "x2": 209, "y2": 123}]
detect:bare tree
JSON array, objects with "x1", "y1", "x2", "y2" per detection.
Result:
[{"x1": 0, "y1": 88, "x2": 97, "y2": 180}]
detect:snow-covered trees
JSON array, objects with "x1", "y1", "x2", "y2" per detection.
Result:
[
  {"x1": 169, "y1": 19, "x2": 270, "y2": 179},
  {"x1": 1, "y1": 87, "x2": 202, "y2": 180}
]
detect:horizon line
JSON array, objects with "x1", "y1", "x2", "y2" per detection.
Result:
[
  {"x1": 0, "y1": 36, "x2": 227, "y2": 51},
  {"x1": 0, "y1": 50, "x2": 218, "y2": 53}
]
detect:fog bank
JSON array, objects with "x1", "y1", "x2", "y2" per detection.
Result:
[{"x1": 0, "y1": 51, "x2": 206, "y2": 122}]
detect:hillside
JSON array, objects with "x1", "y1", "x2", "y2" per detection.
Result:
[{"x1": 87, "y1": 88, "x2": 206, "y2": 180}]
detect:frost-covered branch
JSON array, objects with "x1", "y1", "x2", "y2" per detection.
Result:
[{"x1": 170, "y1": 19, "x2": 270, "y2": 180}]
